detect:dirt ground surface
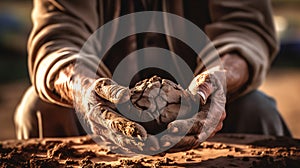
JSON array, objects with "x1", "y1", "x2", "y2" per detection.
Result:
[
  {"x1": 1, "y1": 134, "x2": 300, "y2": 167},
  {"x1": 0, "y1": 69, "x2": 299, "y2": 140}
]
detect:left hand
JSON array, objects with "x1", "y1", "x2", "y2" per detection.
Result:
[{"x1": 159, "y1": 68, "x2": 226, "y2": 152}]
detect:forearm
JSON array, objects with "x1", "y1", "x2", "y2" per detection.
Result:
[
  {"x1": 53, "y1": 63, "x2": 98, "y2": 106},
  {"x1": 204, "y1": 0, "x2": 278, "y2": 98},
  {"x1": 221, "y1": 53, "x2": 249, "y2": 99},
  {"x1": 28, "y1": 0, "x2": 108, "y2": 107}
]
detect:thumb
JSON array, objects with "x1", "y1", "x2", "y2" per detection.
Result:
[
  {"x1": 188, "y1": 74, "x2": 214, "y2": 105},
  {"x1": 94, "y1": 78, "x2": 130, "y2": 104}
]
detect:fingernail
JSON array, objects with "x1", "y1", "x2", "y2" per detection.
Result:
[
  {"x1": 197, "y1": 91, "x2": 206, "y2": 104},
  {"x1": 171, "y1": 127, "x2": 179, "y2": 133},
  {"x1": 137, "y1": 135, "x2": 143, "y2": 141},
  {"x1": 162, "y1": 142, "x2": 171, "y2": 147}
]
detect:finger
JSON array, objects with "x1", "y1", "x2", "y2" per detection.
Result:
[
  {"x1": 167, "y1": 103, "x2": 223, "y2": 137},
  {"x1": 88, "y1": 105, "x2": 147, "y2": 139},
  {"x1": 90, "y1": 121, "x2": 133, "y2": 146},
  {"x1": 89, "y1": 121, "x2": 147, "y2": 152},
  {"x1": 111, "y1": 119, "x2": 147, "y2": 140},
  {"x1": 160, "y1": 134, "x2": 202, "y2": 153},
  {"x1": 188, "y1": 73, "x2": 215, "y2": 105},
  {"x1": 188, "y1": 68, "x2": 226, "y2": 105},
  {"x1": 89, "y1": 121, "x2": 107, "y2": 136},
  {"x1": 94, "y1": 78, "x2": 130, "y2": 104},
  {"x1": 166, "y1": 112, "x2": 207, "y2": 135},
  {"x1": 143, "y1": 135, "x2": 160, "y2": 152}
]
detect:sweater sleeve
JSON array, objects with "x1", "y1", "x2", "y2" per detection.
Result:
[
  {"x1": 28, "y1": 0, "x2": 112, "y2": 107},
  {"x1": 198, "y1": 0, "x2": 279, "y2": 98}
]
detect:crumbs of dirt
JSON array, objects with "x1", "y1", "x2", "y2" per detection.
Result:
[
  {"x1": 250, "y1": 156, "x2": 300, "y2": 168},
  {"x1": 1, "y1": 135, "x2": 300, "y2": 168},
  {"x1": 249, "y1": 136, "x2": 300, "y2": 148},
  {"x1": 0, "y1": 137, "x2": 98, "y2": 167}
]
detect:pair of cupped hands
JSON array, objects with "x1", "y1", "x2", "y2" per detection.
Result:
[{"x1": 68, "y1": 67, "x2": 226, "y2": 154}]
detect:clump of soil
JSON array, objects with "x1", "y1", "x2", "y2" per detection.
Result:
[
  {"x1": 91, "y1": 76, "x2": 197, "y2": 141},
  {"x1": 127, "y1": 76, "x2": 197, "y2": 134}
]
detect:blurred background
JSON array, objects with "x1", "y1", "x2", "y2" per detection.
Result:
[{"x1": 0, "y1": 0, "x2": 299, "y2": 140}]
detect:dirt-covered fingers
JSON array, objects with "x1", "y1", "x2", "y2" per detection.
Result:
[
  {"x1": 188, "y1": 73, "x2": 215, "y2": 105},
  {"x1": 94, "y1": 78, "x2": 130, "y2": 104},
  {"x1": 165, "y1": 102, "x2": 225, "y2": 138},
  {"x1": 87, "y1": 105, "x2": 147, "y2": 139},
  {"x1": 142, "y1": 135, "x2": 160, "y2": 152},
  {"x1": 166, "y1": 112, "x2": 207, "y2": 135},
  {"x1": 89, "y1": 119, "x2": 159, "y2": 153}
]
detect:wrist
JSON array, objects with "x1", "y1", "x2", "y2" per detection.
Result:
[
  {"x1": 54, "y1": 63, "x2": 97, "y2": 105},
  {"x1": 221, "y1": 53, "x2": 249, "y2": 96},
  {"x1": 53, "y1": 64, "x2": 75, "y2": 104}
]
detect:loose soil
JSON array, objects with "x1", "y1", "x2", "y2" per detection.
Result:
[{"x1": 1, "y1": 134, "x2": 299, "y2": 167}]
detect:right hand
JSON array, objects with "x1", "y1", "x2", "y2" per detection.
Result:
[
  {"x1": 54, "y1": 65, "x2": 158, "y2": 152},
  {"x1": 77, "y1": 78, "x2": 151, "y2": 152}
]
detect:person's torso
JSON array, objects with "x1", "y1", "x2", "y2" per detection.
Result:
[{"x1": 99, "y1": 0, "x2": 211, "y2": 87}]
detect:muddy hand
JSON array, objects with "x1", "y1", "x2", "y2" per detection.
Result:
[
  {"x1": 160, "y1": 68, "x2": 226, "y2": 152},
  {"x1": 85, "y1": 78, "x2": 151, "y2": 151},
  {"x1": 54, "y1": 64, "x2": 149, "y2": 152},
  {"x1": 87, "y1": 104, "x2": 149, "y2": 152}
]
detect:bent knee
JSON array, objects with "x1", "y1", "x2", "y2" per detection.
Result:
[
  {"x1": 14, "y1": 87, "x2": 39, "y2": 124},
  {"x1": 228, "y1": 91, "x2": 278, "y2": 119},
  {"x1": 14, "y1": 86, "x2": 40, "y2": 139},
  {"x1": 224, "y1": 91, "x2": 288, "y2": 136}
]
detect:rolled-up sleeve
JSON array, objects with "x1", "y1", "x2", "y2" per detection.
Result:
[
  {"x1": 203, "y1": 0, "x2": 278, "y2": 97},
  {"x1": 28, "y1": 0, "x2": 111, "y2": 107}
]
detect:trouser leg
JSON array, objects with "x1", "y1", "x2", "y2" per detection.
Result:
[
  {"x1": 14, "y1": 86, "x2": 85, "y2": 139},
  {"x1": 221, "y1": 90, "x2": 291, "y2": 137}
]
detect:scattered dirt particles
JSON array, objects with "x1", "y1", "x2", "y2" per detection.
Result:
[{"x1": 1, "y1": 134, "x2": 300, "y2": 167}]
